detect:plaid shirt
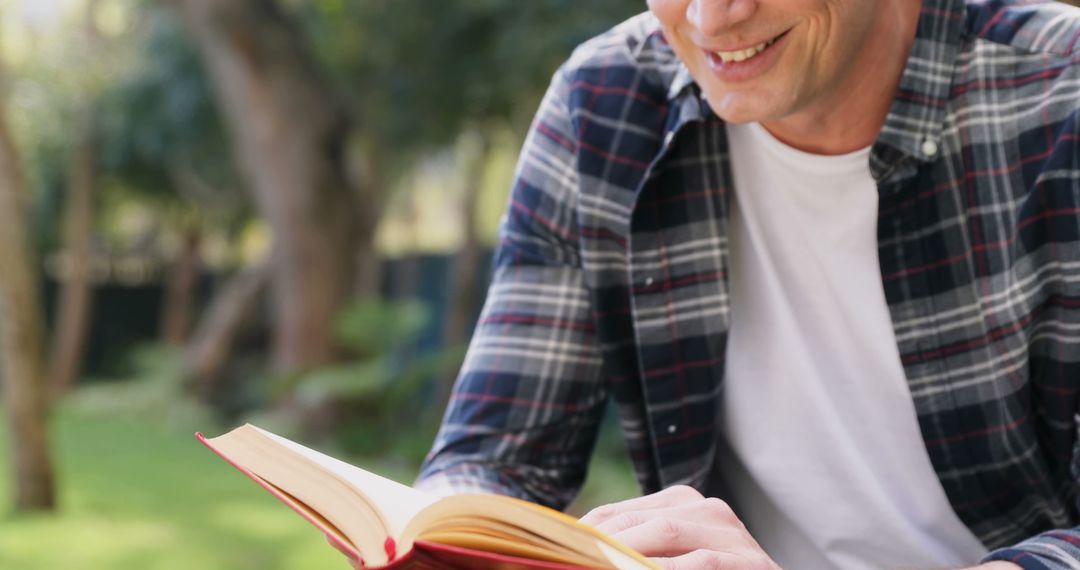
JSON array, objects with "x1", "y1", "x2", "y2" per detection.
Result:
[{"x1": 418, "y1": 1, "x2": 1080, "y2": 567}]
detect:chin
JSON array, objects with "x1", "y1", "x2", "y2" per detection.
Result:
[
  {"x1": 704, "y1": 99, "x2": 768, "y2": 124},
  {"x1": 703, "y1": 88, "x2": 793, "y2": 125}
]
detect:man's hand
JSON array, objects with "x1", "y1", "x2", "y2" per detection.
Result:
[
  {"x1": 583, "y1": 487, "x2": 1028, "y2": 570},
  {"x1": 580, "y1": 485, "x2": 781, "y2": 570}
]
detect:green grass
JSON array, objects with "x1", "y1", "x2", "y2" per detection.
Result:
[
  {"x1": 0, "y1": 410, "x2": 350, "y2": 570},
  {"x1": 0, "y1": 401, "x2": 638, "y2": 570}
]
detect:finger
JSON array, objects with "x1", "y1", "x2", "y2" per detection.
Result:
[
  {"x1": 609, "y1": 518, "x2": 745, "y2": 558},
  {"x1": 591, "y1": 498, "x2": 743, "y2": 536},
  {"x1": 580, "y1": 485, "x2": 704, "y2": 526},
  {"x1": 656, "y1": 549, "x2": 752, "y2": 570}
]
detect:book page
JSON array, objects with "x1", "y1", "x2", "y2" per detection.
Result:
[
  {"x1": 403, "y1": 494, "x2": 659, "y2": 569},
  {"x1": 252, "y1": 426, "x2": 437, "y2": 538}
]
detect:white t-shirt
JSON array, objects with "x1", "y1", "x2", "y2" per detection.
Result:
[{"x1": 713, "y1": 121, "x2": 988, "y2": 569}]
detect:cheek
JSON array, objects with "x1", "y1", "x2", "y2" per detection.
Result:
[
  {"x1": 647, "y1": 0, "x2": 698, "y2": 65},
  {"x1": 646, "y1": 0, "x2": 687, "y2": 26}
]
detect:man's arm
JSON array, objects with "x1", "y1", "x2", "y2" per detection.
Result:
[{"x1": 415, "y1": 61, "x2": 608, "y2": 509}]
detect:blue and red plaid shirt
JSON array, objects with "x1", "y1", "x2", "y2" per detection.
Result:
[{"x1": 418, "y1": 1, "x2": 1080, "y2": 567}]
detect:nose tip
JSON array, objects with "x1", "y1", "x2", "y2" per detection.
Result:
[{"x1": 686, "y1": 0, "x2": 758, "y2": 37}]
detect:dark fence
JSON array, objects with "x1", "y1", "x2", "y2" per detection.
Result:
[{"x1": 44, "y1": 250, "x2": 494, "y2": 378}]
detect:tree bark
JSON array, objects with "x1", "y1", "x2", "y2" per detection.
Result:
[
  {"x1": 185, "y1": 263, "x2": 268, "y2": 401},
  {"x1": 350, "y1": 138, "x2": 386, "y2": 300},
  {"x1": 442, "y1": 130, "x2": 491, "y2": 345},
  {"x1": 48, "y1": 108, "x2": 97, "y2": 396},
  {"x1": 159, "y1": 222, "x2": 202, "y2": 346},
  {"x1": 168, "y1": 0, "x2": 373, "y2": 373},
  {"x1": 438, "y1": 130, "x2": 491, "y2": 408},
  {"x1": 48, "y1": 0, "x2": 103, "y2": 396},
  {"x1": 0, "y1": 74, "x2": 57, "y2": 513}
]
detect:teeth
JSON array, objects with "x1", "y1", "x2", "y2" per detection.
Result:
[{"x1": 714, "y1": 38, "x2": 775, "y2": 63}]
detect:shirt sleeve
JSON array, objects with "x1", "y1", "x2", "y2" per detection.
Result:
[
  {"x1": 981, "y1": 528, "x2": 1080, "y2": 569},
  {"x1": 415, "y1": 62, "x2": 608, "y2": 510},
  {"x1": 982, "y1": 389, "x2": 1080, "y2": 569}
]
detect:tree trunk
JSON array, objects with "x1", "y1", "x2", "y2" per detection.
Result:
[
  {"x1": 438, "y1": 130, "x2": 491, "y2": 408},
  {"x1": 160, "y1": 222, "x2": 202, "y2": 346},
  {"x1": 0, "y1": 78, "x2": 57, "y2": 513},
  {"x1": 442, "y1": 130, "x2": 491, "y2": 346},
  {"x1": 48, "y1": 0, "x2": 103, "y2": 397},
  {"x1": 48, "y1": 108, "x2": 97, "y2": 396},
  {"x1": 185, "y1": 263, "x2": 268, "y2": 401},
  {"x1": 350, "y1": 139, "x2": 386, "y2": 300},
  {"x1": 168, "y1": 0, "x2": 373, "y2": 373}
]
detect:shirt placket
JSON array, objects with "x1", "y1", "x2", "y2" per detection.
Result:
[{"x1": 627, "y1": 99, "x2": 734, "y2": 490}]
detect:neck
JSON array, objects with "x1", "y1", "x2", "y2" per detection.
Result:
[{"x1": 762, "y1": 1, "x2": 923, "y2": 155}]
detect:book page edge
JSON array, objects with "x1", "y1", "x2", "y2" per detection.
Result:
[{"x1": 196, "y1": 431, "x2": 370, "y2": 564}]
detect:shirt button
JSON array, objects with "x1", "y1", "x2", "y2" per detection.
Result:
[
  {"x1": 921, "y1": 138, "x2": 939, "y2": 157},
  {"x1": 667, "y1": 424, "x2": 677, "y2": 434},
  {"x1": 644, "y1": 277, "x2": 655, "y2": 287}
]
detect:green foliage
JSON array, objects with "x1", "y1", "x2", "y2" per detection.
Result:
[
  {"x1": 7, "y1": 30, "x2": 98, "y2": 253},
  {"x1": 287, "y1": 298, "x2": 432, "y2": 408},
  {"x1": 333, "y1": 298, "x2": 429, "y2": 358},
  {"x1": 268, "y1": 298, "x2": 463, "y2": 461},
  {"x1": 14, "y1": 0, "x2": 643, "y2": 256},
  {"x1": 65, "y1": 344, "x2": 219, "y2": 434},
  {"x1": 10, "y1": 0, "x2": 247, "y2": 258},
  {"x1": 97, "y1": 1, "x2": 245, "y2": 220},
  {"x1": 293, "y1": 0, "x2": 643, "y2": 154}
]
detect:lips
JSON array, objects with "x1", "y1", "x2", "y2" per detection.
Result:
[
  {"x1": 711, "y1": 37, "x2": 778, "y2": 63},
  {"x1": 700, "y1": 28, "x2": 791, "y2": 82}
]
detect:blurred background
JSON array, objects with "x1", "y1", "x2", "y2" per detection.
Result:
[
  {"x1": 5, "y1": 1, "x2": 1080, "y2": 569},
  {"x1": 0, "y1": 0, "x2": 644, "y2": 568}
]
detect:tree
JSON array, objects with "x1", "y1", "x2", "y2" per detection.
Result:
[
  {"x1": 440, "y1": 129, "x2": 491, "y2": 371},
  {"x1": 49, "y1": 0, "x2": 104, "y2": 396},
  {"x1": 167, "y1": 0, "x2": 370, "y2": 375},
  {"x1": 160, "y1": 0, "x2": 641, "y2": 388},
  {"x1": 98, "y1": 2, "x2": 252, "y2": 377},
  {"x1": 0, "y1": 11, "x2": 57, "y2": 510},
  {"x1": 298, "y1": 0, "x2": 642, "y2": 395}
]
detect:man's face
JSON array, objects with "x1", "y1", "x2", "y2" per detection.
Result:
[{"x1": 647, "y1": 0, "x2": 887, "y2": 126}]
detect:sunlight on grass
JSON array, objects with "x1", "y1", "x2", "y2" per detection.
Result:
[
  {"x1": 209, "y1": 501, "x2": 305, "y2": 540},
  {"x1": 0, "y1": 408, "x2": 345, "y2": 570},
  {"x1": 0, "y1": 513, "x2": 182, "y2": 569}
]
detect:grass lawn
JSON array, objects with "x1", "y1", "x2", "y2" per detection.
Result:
[
  {"x1": 0, "y1": 408, "x2": 373, "y2": 570},
  {"x1": 0, "y1": 400, "x2": 637, "y2": 569}
]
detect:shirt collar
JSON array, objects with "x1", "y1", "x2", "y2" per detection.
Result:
[
  {"x1": 667, "y1": 60, "x2": 695, "y2": 101},
  {"x1": 640, "y1": 25, "x2": 696, "y2": 101},
  {"x1": 875, "y1": 0, "x2": 966, "y2": 163},
  {"x1": 655, "y1": 0, "x2": 967, "y2": 162}
]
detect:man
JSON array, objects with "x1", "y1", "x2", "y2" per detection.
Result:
[{"x1": 415, "y1": 0, "x2": 1080, "y2": 568}]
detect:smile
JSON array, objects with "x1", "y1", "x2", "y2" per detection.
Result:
[
  {"x1": 712, "y1": 37, "x2": 779, "y2": 63},
  {"x1": 699, "y1": 28, "x2": 792, "y2": 82},
  {"x1": 705, "y1": 29, "x2": 791, "y2": 65}
]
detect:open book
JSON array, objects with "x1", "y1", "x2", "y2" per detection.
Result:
[{"x1": 198, "y1": 424, "x2": 658, "y2": 569}]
